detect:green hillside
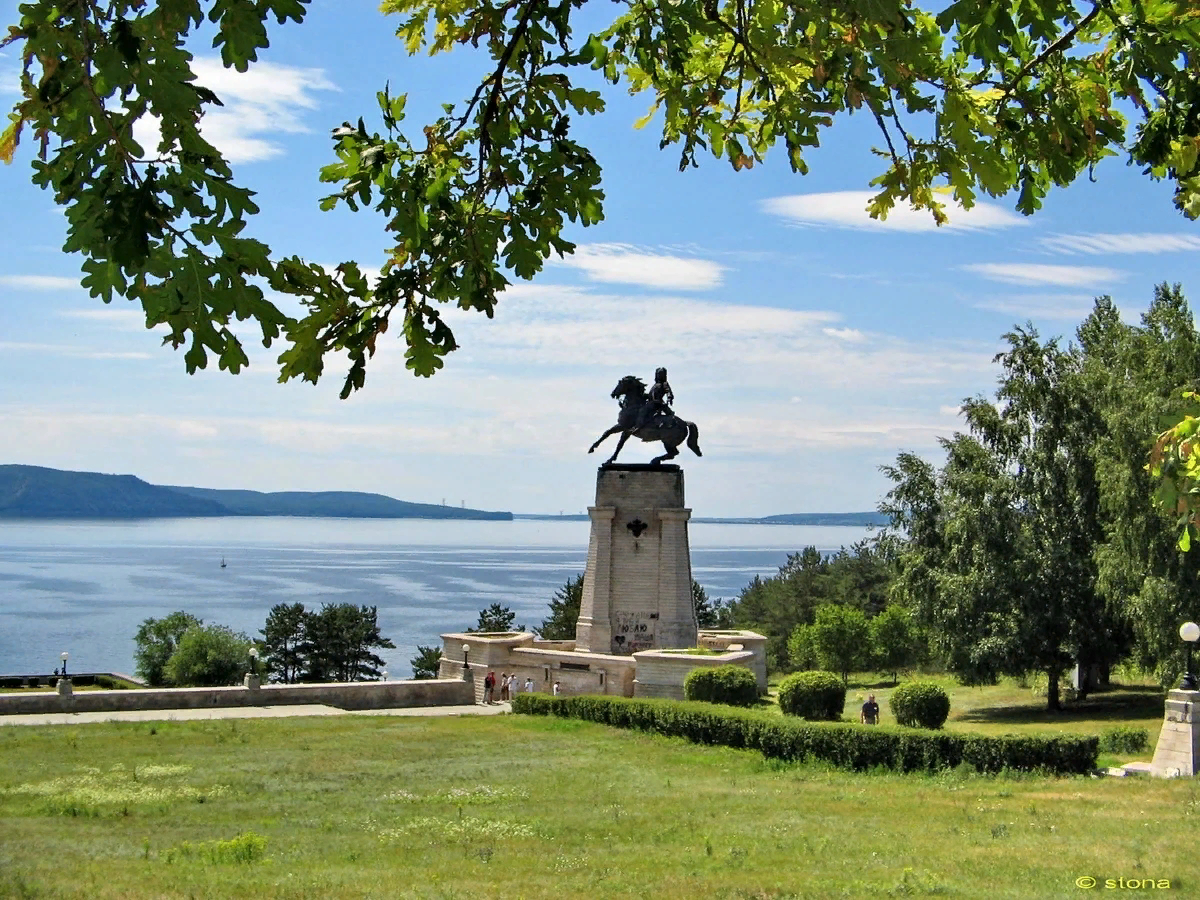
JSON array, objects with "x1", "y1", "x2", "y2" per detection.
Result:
[
  {"x1": 0, "y1": 465, "x2": 512, "y2": 520},
  {"x1": 0, "y1": 465, "x2": 226, "y2": 519}
]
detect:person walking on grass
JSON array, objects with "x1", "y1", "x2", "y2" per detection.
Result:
[{"x1": 861, "y1": 693, "x2": 880, "y2": 725}]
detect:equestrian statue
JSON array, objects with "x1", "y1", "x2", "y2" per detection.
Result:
[{"x1": 587, "y1": 367, "x2": 703, "y2": 466}]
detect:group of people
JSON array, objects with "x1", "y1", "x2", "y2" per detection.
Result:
[
  {"x1": 481, "y1": 671, "x2": 537, "y2": 704},
  {"x1": 480, "y1": 671, "x2": 565, "y2": 703}
]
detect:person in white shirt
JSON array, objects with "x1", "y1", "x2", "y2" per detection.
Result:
[
  {"x1": 524, "y1": 677, "x2": 534, "y2": 693},
  {"x1": 552, "y1": 681, "x2": 561, "y2": 696}
]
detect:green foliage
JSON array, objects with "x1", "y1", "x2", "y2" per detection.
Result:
[
  {"x1": 683, "y1": 665, "x2": 758, "y2": 707},
  {"x1": 410, "y1": 645, "x2": 442, "y2": 680},
  {"x1": 10, "y1": 1, "x2": 1200, "y2": 389},
  {"x1": 133, "y1": 611, "x2": 202, "y2": 687},
  {"x1": 300, "y1": 603, "x2": 396, "y2": 682},
  {"x1": 786, "y1": 624, "x2": 818, "y2": 672},
  {"x1": 808, "y1": 604, "x2": 871, "y2": 684},
  {"x1": 536, "y1": 574, "x2": 583, "y2": 640},
  {"x1": 260, "y1": 602, "x2": 307, "y2": 684},
  {"x1": 889, "y1": 682, "x2": 951, "y2": 730},
  {"x1": 512, "y1": 694, "x2": 1098, "y2": 775},
  {"x1": 777, "y1": 671, "x2": 846, "y2": 721},
  {"x1": 164, "y1": 832, "x2": 268, "y2": 865},
  {"x1": 870, "y1": 605, "x2": 924, "y2": 684},
  {"x1": 692, "y1": 580, "x2": 732, "y2": 628},
  {"x1": 726, "y1": 541, "x2": 892, "y2": 671},
  {"x1": 468, "y1": 603, "x2": 522, "y2": 634},
  {"x1": 163, "y1": 625, "x2": 253, "y2": 688},
  {"x1": 882, "y1": 325, "x2": 1116, "y2": 709},
  {"x1": 1097, "y1": 726, "x2": 1150, "y2": 755}
]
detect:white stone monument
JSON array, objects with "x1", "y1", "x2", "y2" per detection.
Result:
[
  {"x1": 575, "y1": 464, "x2": 699, "y2": 655},
  {"x1": 1150, "y1": 689, "x2": 1200, "y2": 776}
]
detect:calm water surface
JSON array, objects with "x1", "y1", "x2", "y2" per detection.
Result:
[{"x1": 0, "y1": 518, "x2": 873, "y2": 677}]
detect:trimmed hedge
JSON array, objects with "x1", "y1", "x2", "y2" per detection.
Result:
[
  {"x1": 683, "y1": 665, "x2": 758, "y2": 707},
  {"x1": 889, "y1": 681, "x2": 951, "y2": 729},
  {"x1": 777, "y1": 670, "x2": 845, "y2": 720},
  {"x1": 511, "y1": 693, "x2": 1098, "y2": 775},
  {"x1": 1098, "y1": 726, "x2": 1149, "y2": 754}
]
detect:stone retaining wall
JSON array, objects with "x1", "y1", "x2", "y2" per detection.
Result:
[{"x1": 0, "y1": 678, "x2": 473, "y2": 716}]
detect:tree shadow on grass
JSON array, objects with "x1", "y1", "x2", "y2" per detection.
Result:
[{"x1": 953, "y1": 684, "x2": 1166, "y2": 726}]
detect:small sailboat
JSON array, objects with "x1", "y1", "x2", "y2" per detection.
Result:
[{"x1": 220, "y1": 557, "x2": 227, "y2": 568}]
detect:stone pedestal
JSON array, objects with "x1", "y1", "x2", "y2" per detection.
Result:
[
  {"x1": 56, "y1": 678, "x2": 72, "y2": 697},
  {"x1": 243, "y1": 674, "x2": 261, "y2": 690},
  {"x1": 1150, "y1": 689, "x2": 1200, "y2": 776},
  {"x1": 575, "y1": 465, "x2": 698, "y2": 655}
]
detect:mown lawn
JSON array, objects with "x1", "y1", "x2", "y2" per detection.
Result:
[{"x1": 1, "y1": 711, "x2": 1197, "y2": 899}]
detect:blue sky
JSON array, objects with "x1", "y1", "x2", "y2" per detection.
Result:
[{"x1": 3, "y1": 1, "x2": 1199, "y2": 517}]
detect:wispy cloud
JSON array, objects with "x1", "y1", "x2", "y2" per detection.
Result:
[
  {"x1": 0, "y1": 275, "x2": 82, "y2": 291},
  {"x1": 135, "y1": 57, "x2": 337, "y2": 163},
  {"x1": 1041, "y1": 232, "x2": 1200, "y2": 255},
  {"x1": 973, "y1": 293, "x2": 1100, "y2": 320},
  {"x1": 550, "y1": 243, "x2": 726, "y2": 290},
  {"x1": 822, "y1": 327, "x2": 867, "y2": 343},
  {"x1": 961, "y1": 263, "x2": 1125, "y2": 287},
  {"x1": 0, "y1": 341, "x2": 151, "y2": 360},
  {"x1": 58, "y1": 309, "x2": 146, "y2": 329},
  {"x1": 762, "y1": 191, "x2": 1026, "y2": 232}
]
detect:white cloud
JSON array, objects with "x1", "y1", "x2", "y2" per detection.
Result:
[
  {"x1": 550, "y1": 243, "x2": 726, "y2": 290},
  {"x1": 58, "y1": 309, "x2": 146, "y2": 329},
  {"x1": 0, "y1": 275, "x2": 82, "y2": 291},
  {"x1": 938, "y1": 405, "x2": 962, "y2": 416},
  {"x1": 1042, "y1": 233, "x2": 1200, "y2": 255},
  {"x1": 0, "y1": 341, "x2": 151, "y2": 360},
  {"x1": 822, "y1": 327, "x2": 866, "y2": 343},
  {"x1": 136, "y1": 57, "x2": 337, "y2": 163},
  {"x1": 761, "y1": 191, "x2": 1026, "y2": 232},
  {"x1": 973, "y1": 293, "x2": 1099, "y2": 320},
  {"x1": 961, "y1": 263, "x2": 1125, "y2": 287}
]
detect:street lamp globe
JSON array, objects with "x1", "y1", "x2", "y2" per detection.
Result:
[
  {"x1": 59, "y1": 651, "x2": 68, "y2": 678},
  {"x1": 1180, "y1": 622, "x2": 1200, "y2": 691}
]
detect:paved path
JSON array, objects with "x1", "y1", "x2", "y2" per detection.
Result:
[{"x1": 0, "y1": 702, "x2": 512, "y2": 727}]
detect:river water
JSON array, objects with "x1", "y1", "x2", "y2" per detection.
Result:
[{"x1": 0, "y1": 518, "x2": 873, "y2": 677}]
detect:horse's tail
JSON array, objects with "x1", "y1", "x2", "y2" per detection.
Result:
[{"x1": 687, "y1": 421, "x2": 702, "y2": 457}]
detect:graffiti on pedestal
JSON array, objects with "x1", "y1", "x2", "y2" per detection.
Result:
[{"x1": 611, "y1": 610, "x2": 655, "y2": 654}]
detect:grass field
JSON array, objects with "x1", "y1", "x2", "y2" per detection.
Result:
[{"x1": 1, "y1": 699, "x2": 1197, "y2": 899}]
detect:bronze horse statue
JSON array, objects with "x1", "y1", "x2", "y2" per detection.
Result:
[{"x1": 588, "y1": 375, "x2": 703, "y2": 465}]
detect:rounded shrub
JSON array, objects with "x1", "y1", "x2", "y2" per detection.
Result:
[
  {"x1": 777, "y1": 670, "x2": 846, "y2": 720},
  {"x1": 889, "y1": 681, "x2": 951, "y2": 729},
  {"x1": 683, "y1": 664, "x2": 758, "y2": 707}
]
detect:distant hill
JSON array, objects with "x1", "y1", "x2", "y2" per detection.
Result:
[
  {"x1": 163, "y1": 486, "x2": 511, "y2": 520},
  {"x1": 0, "y1": 465, "x2": 512, "y2": 520},
  {"x1": 0, "y1": 465, "x2": 227, "y2": 519}
]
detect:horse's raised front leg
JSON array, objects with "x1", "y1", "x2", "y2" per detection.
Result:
[
  {"x1": 605, "y1": 431, "x2": 633, "y2": 465},
  {"x1": 650, "y1": 440, "x2": 680, "y2": 466},
  {"x1": 588, "y1": 425, "x2": 623, "y2": 454}
]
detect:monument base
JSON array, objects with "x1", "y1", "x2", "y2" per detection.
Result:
[{"x1": 1150, "y1": 689, "x2": 1200, "y2": 777}]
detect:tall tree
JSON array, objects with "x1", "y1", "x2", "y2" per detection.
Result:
[
  {"x1": 468, "y1": 603, "x2": 523, "y2": 633},
  {"x1": 163, "y1": 624, "x2": 254, "y2": 687},
  {"x1": 807, "y1": 603, "x2": 871, "y2": 684},
  {"x1": 301, "y1": 604, "x2": 395, "y2": 682},
  {"x1": 1089, "y1": 286, "x2": 1200, "y2": 682},
  {"x1": 133, "y1": 610, "x2": 202, "y2": 687},
  {"x1": 6, "y1": 2, "x2": 1199, "y2": 390},
  {"x1": 410, "y1": 645, "x2": 443, "y2": 680},
  {"x1": 692, "y1": 580, "x2": 733, "y2": 629},
  {"x1": 536, "y1": 574, "x2": 584, "y2": 640},
  {"x1": 883, "y1": 327, "x2": 1115, "y2": 709},
  {"x1": 869, "y1": 604, "x2": 923, "y2": 685},
  {"x1": 260, "y1": 602, "x2": 307, "y2": 684}
]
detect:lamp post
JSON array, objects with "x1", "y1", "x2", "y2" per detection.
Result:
[
  {"x1": 56, "y1": 651, "x2": 72, "y2": 698},
  {"x1": 382, "y1": 670, "x2": 389, "y2": 681},
  {"x1": 462, "y1": 643, "x2": 471, "y2": 671},
  {"x1": 1181, "y1": 622, "x2": 1200, "y2": 691},
  {"x1": 59, "y1": 651, "x2": 68, "y2": 679},
  {"x1": 245, "y1": 646, "x2": 261, "y2": 690}
]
